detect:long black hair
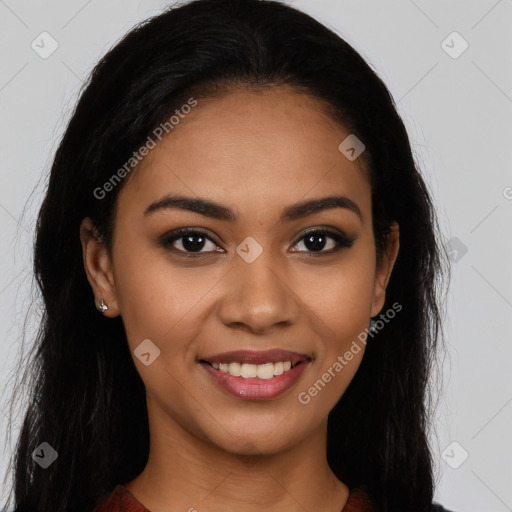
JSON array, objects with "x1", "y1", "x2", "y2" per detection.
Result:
[{"x1": 3, "y1": 1, "x2": 450, "y2": 511}]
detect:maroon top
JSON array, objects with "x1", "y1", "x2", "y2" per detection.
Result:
[{"x1": 94, "y1": 484, "x2": 375, "y2": 511}]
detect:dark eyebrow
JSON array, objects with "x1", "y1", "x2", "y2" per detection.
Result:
[
  {"x1": 144, "y1": 194, "x2": 362, "y2": 222},
  {"x1": 282, "y1": 195, "x2": 362, "y2": 222}
]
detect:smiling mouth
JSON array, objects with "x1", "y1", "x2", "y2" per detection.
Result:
[
  {"x1": 198, "y1": 349, "x2": 312, "y2": 400},
  {"x1": 200, "y1": 360, "x2": 307, "y2": 379}
]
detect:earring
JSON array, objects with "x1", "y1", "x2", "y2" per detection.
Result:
[{"x1": 97, "y1": 299, "x2": 109, "y2": 313}]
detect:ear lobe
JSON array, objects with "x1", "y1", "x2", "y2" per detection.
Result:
[
  {"x1": 370, "y1": 222, "x2": 399, "y2": 317},
  {"x1": 79, "y1": 217, "x2": 119, "y2": 316}
]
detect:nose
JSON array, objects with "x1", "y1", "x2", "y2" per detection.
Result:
[{"x1": 217, "y1": 249, "x2": 299, "y2": 334}]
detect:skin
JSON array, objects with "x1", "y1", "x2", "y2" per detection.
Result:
[{"x1": 80, "y1": 86, "x2": 399, "y2": 512}]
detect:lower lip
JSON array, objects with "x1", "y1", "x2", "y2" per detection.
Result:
[{"x1": 200, "y1": 361, "x2": 309, "y2": 400}]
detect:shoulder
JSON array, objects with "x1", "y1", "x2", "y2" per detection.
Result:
[
  {"x1": 342, "y1": 486, "x2": 375, "y2": 511},
  {"x1": 94, "y1": 484, "x2": 149, "y2": 512},
  {"x1": 431, "y1": 504, "x2": 455, "y2": 512},
  {"x1": 342, "y1": 487, "x2": 455, "y2": 512}
]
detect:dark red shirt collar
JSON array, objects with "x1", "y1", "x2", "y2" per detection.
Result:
[{"x1": 94, "y1": 483, "x2": 375, "y2": 511}]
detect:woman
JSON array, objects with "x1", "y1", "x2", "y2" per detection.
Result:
[{"x1": 4, "y1": 0, "x2": 453, "y2": 511}]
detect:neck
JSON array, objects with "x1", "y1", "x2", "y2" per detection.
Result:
[{"x1": 125, "y1": 409, "x2": 349, "y2": 512}]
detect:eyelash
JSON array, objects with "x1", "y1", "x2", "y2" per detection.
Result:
[{"x1": 160, "y1": 227, "x2": 354, "y2": 258}]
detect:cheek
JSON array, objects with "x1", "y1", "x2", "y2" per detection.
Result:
[
  {"x1": 111, "y1": 241, "x2": 201, "y2": 351},
  {"x1": 293, "y1": 261, "x2": 375, "y2": 414},
  {"x1": 302, "y1": 251, "x2": 376, "y2": 343},
  {"x1": 112, "y1": 244, "x2": 232, "y2": 373}
]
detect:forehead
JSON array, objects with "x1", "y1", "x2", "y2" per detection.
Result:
[{"x1": 117, "y1": 86, "x2": 371, "y2": 222}]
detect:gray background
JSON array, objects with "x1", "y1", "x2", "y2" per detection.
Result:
[{"x1": 0, "y1": 1, "x2": 511, "y2": 511}]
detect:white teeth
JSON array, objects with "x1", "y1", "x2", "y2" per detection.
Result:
[
  {"x1": 257, "y1": 363, "x2": 274, "y2": 380},
  {"x1": 228, "y1": 362, "x2": 242, "y2": 376},
  {"x1": 273, "y1": 361, "x2": 284, "y2": 375},
  {"x1": 241, "y1": 363, "x2": 258, "y2": 378},
  {"x1": 211, "y1": 361, "x2": 297, "y2": 379}
]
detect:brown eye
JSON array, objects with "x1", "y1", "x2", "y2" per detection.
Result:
[
  {"x1": 161, "y1": 228, "x2": 223, "y2": 256},
  {"x1": 291, "y1": 229, "x2": 354, "y2": 255}
]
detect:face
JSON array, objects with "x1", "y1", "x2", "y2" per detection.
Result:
[{"x1": 81, "y1": 86, "x2": 399, "y2": 456}]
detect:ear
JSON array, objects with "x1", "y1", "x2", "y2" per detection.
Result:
[
  {"x1": 370, "y1": 222, "x2": 399, "y2": 317},
  {"x1": 79, "y1": 217, "x2": 120, "y2": 317}
]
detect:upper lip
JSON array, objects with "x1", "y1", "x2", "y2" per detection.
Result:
[{"x1": 200, "y1": 349, "x2": 312, "y2": 366}]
